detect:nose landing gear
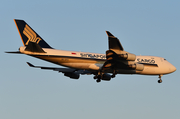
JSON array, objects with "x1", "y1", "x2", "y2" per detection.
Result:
[{"x1": 158, "y1": 75, "x2": 163, "y2": 83}]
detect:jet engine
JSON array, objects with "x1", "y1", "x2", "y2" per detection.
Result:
[
  {"x1": 106, "y1": 50, "x2": 136, "y2": 61},
  {"x1": 64, "y1": 72, "x2": 80, "y2": 79},
  {"x1": 101, "y1": 73, "x2": 112, "y2": 81},
  {"x1": 129, "y1": 63, "x2": 144, "y2": 71},
  {"x1": 118, "y1": 53, "x2": 136, "y2": 61}
]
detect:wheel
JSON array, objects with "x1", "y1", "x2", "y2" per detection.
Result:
[
  {"x1": 158, "y1": 79, "x2": 162, "y2": 83},
  {"x1": 93, "y1": 75, "x2": 97, "y2": 79},
  {"x1": 96, "y1": 79, "x2": 101, "y2": 83},
  {"x1": 111, "y1": 74, "x2": 116, "y2": 78}
]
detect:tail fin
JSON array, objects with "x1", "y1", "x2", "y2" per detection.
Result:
[{"x1": 14, "y1": 19, "x2": 52, "y2": 48}]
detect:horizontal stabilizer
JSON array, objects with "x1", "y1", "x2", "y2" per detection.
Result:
[
  {"x1": 25, "y1": 41, "x2": 46, "y2": 53},
  {"x1": 27, "y1": 62, "x2": 35, "y2": 67},
  {"x1": 5, "y1": 51, "x2": 22, "y2": 54}
]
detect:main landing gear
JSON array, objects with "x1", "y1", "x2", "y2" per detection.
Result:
[
  {"x1": 111, "y1": 70, "x2": 117, "y2": 78},
  {"x1": 94, "y1": 71, "x2": 103, "y2": 83},
  {"x1": 158, "y1": 74, "x2": 163, "y2": 83},
  {"x1": 94, "y1": 70, "x2": 117, "y2": 83},
  {"x1": 93, "y1": 75, "x2": 102, "y2": 83}
]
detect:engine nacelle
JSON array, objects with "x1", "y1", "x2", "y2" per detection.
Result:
[
  {"x1": 64, "y1": 72, "x2": 80, "y2": 79},
  {"x1": 106, "y1": 50, "x2": 136, "y2": 61},
  {"x1": 119, "y1": 53, "x2": 136, "y2": 61},
  {"x1": 129, "y1": 63, "x2": 144, "y2": 71},
  {"x1": 101, "y1": 73, "x2": 111, "y2": 81}
]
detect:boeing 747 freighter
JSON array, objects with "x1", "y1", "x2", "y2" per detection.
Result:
[{"x1": 6, "y1": 19, "x2": 176, "y2": 83}]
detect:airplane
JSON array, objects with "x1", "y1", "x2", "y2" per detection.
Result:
[{"x1": 6, "y1": 19, "x2": 176, "y2": 83}]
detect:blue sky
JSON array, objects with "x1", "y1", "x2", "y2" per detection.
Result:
[{"x1": 1, "y1": 0, "x2": 180, "y2": 119}]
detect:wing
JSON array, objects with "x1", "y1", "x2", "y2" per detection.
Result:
[
  {"x1": 27, "y1": 62, "x2": 92, "y2": 79},
  {"x1": 101, "y1": 31, "x2": 143, "y2": 74},
  {"x1": 102, "y1": 31, "x2": 126, "y2": 71},
  {"x1": 106, "y1": 31, "x2": 124, "y2": 51}
]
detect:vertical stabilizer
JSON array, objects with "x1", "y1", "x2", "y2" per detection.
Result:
[{"x1": 14, "y1": 19, "x2": 52, "y2": 48}]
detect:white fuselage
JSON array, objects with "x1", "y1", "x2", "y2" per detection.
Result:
[{"x1": 19, "y1": 46, "x2": 176, "y2": 75}]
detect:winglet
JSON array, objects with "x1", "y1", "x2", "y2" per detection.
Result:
[
  {"x1": 27, "y1": 62, "x2": 35, "y2": 67},
  {"x1": 5, "y1": 51, "x2": 22, "y2": 54},
  {"x1": 25, "y1": 41, "x2": 46, "y2": 53},
  {"x1": 106, "y1": 31, "x2": 114, "y2": 37}
]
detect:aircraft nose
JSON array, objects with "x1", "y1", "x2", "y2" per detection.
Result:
[
  {"x1": 170, "y1": 64, "x2": 176, "y2": 73},
  {"x1": 172, "y1": 65, "x2": 176, "y2": 72}
]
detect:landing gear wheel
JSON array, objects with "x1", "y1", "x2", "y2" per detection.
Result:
[
  {"x1": 96, "y1": 79, "x2": 101, "y2": 83},
  {"x1": 111, "y1": 74, "x2": 116, "y2": 78},
  {"x1": 158, "y1": 79, "x2": 162, "y2": 83},
  {"x1": 96, "y1": 71, "x2": 103, "y2": 83},
  {"x1": 93, "y1": 75, "x2": 97, "y2": 79}
]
